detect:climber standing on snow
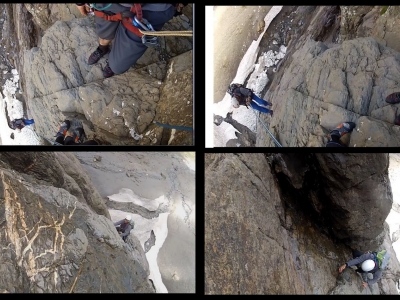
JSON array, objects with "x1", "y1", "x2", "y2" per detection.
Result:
[
  {"x1": 227, "y1": 83, "x2": 273, "y2": 116},
  {"x1": 10, "y1": 118, "x2": 35, "y2": 132},
  {"x1": 338, "y1": 249, "x2": 389, "y2": 288},
  {"x1": 75, "y1": 3, "x2": 185, "y2": 78}
]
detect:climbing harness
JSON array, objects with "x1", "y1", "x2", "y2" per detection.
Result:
[
  {"x1": 89, "y1": 3, "x2": 191, "y2": 61},
  {"x1": 153, "y1": 121, "x2": 193, "y2": 132},
  {"x1": 250, "y1": 106, "x2": 282, "y2": 147}
]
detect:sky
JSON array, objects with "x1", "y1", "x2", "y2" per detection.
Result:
[
  {"x1": 0, "y1": 68, "x2": 43, "y2": 145},
  {"x1": 207, "y1": 6, "x2": 284, "y2": 147}
]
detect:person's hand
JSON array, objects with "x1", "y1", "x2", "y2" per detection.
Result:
[
  {"x1": 76, "y1": 4, "x2": 89, "y2": 16},
  {"x1": 338, "y1": 264, "x2": 346, "y2": 273},
  {"x1": 362, "y1": 282, "x2": 368, "y2": 288},
  {"x1": 246, "y1": 97, "x2": 252, "y2": 105}
]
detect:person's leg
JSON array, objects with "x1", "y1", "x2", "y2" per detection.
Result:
[
  {"x1": 64, "y1": 136, "x2": 80, "y2": 145},
  {"x1": 252, "y1": 94, "x2": 271, "y2": 106},
  {"x1": 108, "y1": 6, "x2": 175, "y2": 75},
  {"x1": 55, "y1": 135, "x2": 65, "y2": 145},
  {"x1": 23, "y1": 119, "x2": 35, "y2": 125},
  {"x1": 88, "y1": 4, "x2": 126, "y2": 65},
  {"x1": 249, "y1": 102, "x2": 272, "y2": 114}
]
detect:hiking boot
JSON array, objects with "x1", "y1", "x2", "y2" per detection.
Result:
[
  {"x1": 395, "y1": 115, "x2": 400, "y2": 126},
  {"x1": 103, "y1": 62, "x2": 115, "y2": 78},
  {"x1": 88, "y1": 46, "x2": 109, "y2": 65},
  {"x1": 335, "y1": 122, "x2": 356, "y2": 136},
  {"x1": 386, "y1": 92, "x2": 400, "y2": 104},
  {"x1": 55, "y1": 120, "x2": 71, "y2": 137},
  {"x1": 69, "y1": 127, "x2": 86, "y2": 143}
]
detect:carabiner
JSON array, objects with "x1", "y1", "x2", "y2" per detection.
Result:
[{"x1": 133, "y1": 16, "x2": 154, "y2": 31}]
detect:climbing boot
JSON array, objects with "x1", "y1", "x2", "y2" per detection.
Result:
[
  {"x1": 70, "y1": 127, "x2": 86, "y2": 143},
  {"x1": 55, "y1": 120, "x2": 71, "y2": 138},
  {"x1": 328, "y1": 122, "x2": 356, "y2": 139},
  {"x1": 88, "y1": 46, "x2": 110, "y2": 65},
  {"x1": 386, "y1": 92, "x2": 400, "y2": 104},
  {"x1": 103, "y1": 62, "x2": 115, "y2": 78},
  {"x1": 395, "y1": 115, "x2": 400, "y2": 126}
]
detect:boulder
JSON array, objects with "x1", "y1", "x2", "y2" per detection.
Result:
[
  {"x1": 205, "y1": 153, "x2": 400, "y2": 294},
  {"x1": 258, "y1": 37, "x2": 400, "y2": 147},
  {"x1": 0, "y1": 152, "x2": 153, "y2": 293}
]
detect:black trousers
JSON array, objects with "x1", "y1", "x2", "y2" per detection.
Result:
[{"x1": 55, "y1": 135, "x2": 98, "y2": 145}]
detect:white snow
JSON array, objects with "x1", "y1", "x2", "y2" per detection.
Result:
[
  {"x1": 109, "y1": 210, "x2": 170, "y2": 293},
  {"x1": 210, "y1": 6, "x2": 285, "y2": 147},
  {"x1": 0, "y1": 69, "x2": 43, "y2": 145},
  {"x1": 387, "y1": 154, "x2": 400, "y2": 273}
]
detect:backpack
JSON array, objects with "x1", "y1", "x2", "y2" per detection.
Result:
[
  {"x1": 11, "y1": 119, "x2": 24, "y2": 130},
  {"x1": 227, "y1": 83, "x2": 242, "y2": 96},
  {"x1": 227, "y1": 83, "x2": 248, "y2": 106},
  {"x1": 129, "y1": 220, "x2": 135, "y2": 230},
  {"x1": 374, "y1": 250, "x2": 391, "y2": 270}
]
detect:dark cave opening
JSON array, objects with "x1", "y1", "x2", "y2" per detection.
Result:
[{"x1": 274, "y1": 158, "x2": 345, "y2": 246}]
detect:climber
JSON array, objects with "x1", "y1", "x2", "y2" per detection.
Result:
[
  {"x1": 338, "y1": 250, "x2": 385, "y2": 288},
  {"x1": 385, "y1": 92, "x2": 400, "y2": 125},
  {"x1": 326, "y1": 122, "x2": 356, "y2": 147},
  {"x1": 227, "y1": 83, "x2": 273, "y2": 116},
  {"x1": 10, "y1": 118, "x2": 35, "y2": 132},
  {"x1": 75, "y1": 3, "x2": 185, "y2": 78},
  {"x1": 114, "y1": 215, "x2": 134, "y2": 242},
  {"x1": 54, "y1": 120, "x2": 99, "y2": 145}
]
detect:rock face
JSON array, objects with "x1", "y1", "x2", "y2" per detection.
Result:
[
  {"x1": 205, "y1": 153, "x2": 400, "y2": 294},
  {"x1": 259, "y1": 36, "x2": 400, "y2": 147},
  {"x1": 215, "y1": 6, "x2": 400, "y2": 147},
  {"x1": 3, "y1": 4, "x2": 193, "y2": 145},
  {"x1": 0, "y1": 152, "x2": 153, "y2": 293}
]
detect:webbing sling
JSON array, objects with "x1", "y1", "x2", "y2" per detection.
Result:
[{"x1": 93, "y1": 3, "x2": 145, "y2": 37}]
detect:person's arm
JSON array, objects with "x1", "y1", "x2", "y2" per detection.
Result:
[
  {"x1": 120, "y1": 224, "x2": 132, "y2": 237},
  {"x1": 346, "y1": 253, "x2": 373, "y2": 268},
  {"x1": 114, "y1": 220, "x2": 123, "y2": 226},
  {"x1": 367, "y1": 269, "x2": 382, "y2": 286}
]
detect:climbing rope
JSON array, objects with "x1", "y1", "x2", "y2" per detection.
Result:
[
  {"x1": 139, "y1": 29, "x2": 193, "y2": 37},
  {"x1": 153, "y1": 121, "x2": 193, "y2": 132},
  {"x1": 250, "y1": 106, "x2": 282, "y2": 147}
]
